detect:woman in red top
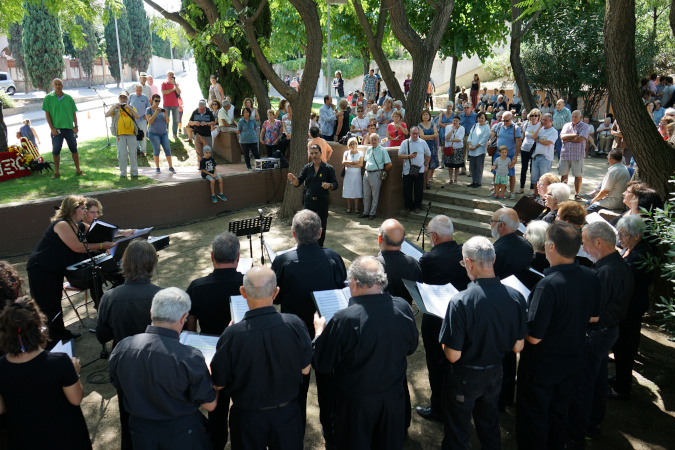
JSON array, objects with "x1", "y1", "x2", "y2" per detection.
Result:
[{"x1": 386, "y1": 110, "x2": 408, "y2": 147}]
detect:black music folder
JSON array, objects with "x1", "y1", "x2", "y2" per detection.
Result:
[
  {"x1": 86, "y1": 220, "x2": 118, "y2": 243},
  {"x1": 513, "y1": 196, "x2": 545, "y2": 224}
]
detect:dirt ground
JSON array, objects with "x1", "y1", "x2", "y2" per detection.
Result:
[{"x1": 5, "y1": 157, "x2": 675, "y2": 449}]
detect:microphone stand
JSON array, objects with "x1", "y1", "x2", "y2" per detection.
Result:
[
  {"x1": 416, "y1": 185, "x2": 444, "y2": 252},
  {"x1": 90, "y1": 87, "x2": 112, "y2": 151},
  {"x1": 259, "y1": 209, "x2": 266, "y2": 265}
]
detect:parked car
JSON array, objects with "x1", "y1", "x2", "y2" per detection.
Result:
[{"x1": 0, "y1": 72, "x2": 16, "y2": 95}]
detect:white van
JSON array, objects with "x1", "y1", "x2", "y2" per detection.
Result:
[{"x1": 0, "y1": 72, "x2": 17, "y2": 95}]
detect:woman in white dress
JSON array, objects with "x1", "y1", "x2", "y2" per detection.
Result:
[{"x1": 342, "y1": 137, "x2": 364, "y2": 213}]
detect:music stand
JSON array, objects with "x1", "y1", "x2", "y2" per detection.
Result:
[
  {"x1": 229, "y1": 216, "x2": 273, "y2": 265},
  {"x1": 89, "y1": 87, "x2": 113, "y2": 151}
]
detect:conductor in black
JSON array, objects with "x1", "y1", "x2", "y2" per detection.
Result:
[
  {"x1": 439, "y1": 236, "x2": 527, "y2": 449},
  {"x1": 313, "y1": 256, "x2": 419, "y2": 450},
  {"x1": 287, "y1": 144, "x2": 338, "y2": 247}
]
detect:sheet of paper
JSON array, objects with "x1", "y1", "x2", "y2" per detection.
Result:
[
  {"x1": 518, "y1": 223, "x2": 527, "y2": 234},
  {"x1": 341, "y1": 286, "x2": 351, "y2": 300},
  {"x1": 110, "y1": 227, "x2": 153, "y2": 257},
  {"x1": 416, "y1": 282, "x2": 459, "y2": 318},
  {"x1": 529, "y1": 267, "x2": 545, "y2": 278},
  {"x1": 237, "y1": 258, "x2": 253, "y2": 274},
  {"x1": 265, "y1": 243, "x2": 295, "y2": 263},
  {"x1": 585, "y1": 212, "x2": 617, "y2": 233},
  {"x1": 50, "y1": 339, "x2": 74, "y2": 358},
  {"x1": 230, "y1": 295, "x2": 249, "y2": 324},
  {"x1": 313, "y1": 289, "x2": 349, "y2": 323},
  {"x1": 501, "y1": 275, "x2": 531, "y2": 302},
  {"x1": 400, "y1": 239, "x2": 424, "y2": 261},
  {"x1": 180, "y1": 332, "x2": 219, "y2": 366}
]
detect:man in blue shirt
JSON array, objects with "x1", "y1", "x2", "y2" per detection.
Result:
[
  {"x1": 129, "y1": 83, "x2": 151, "y2": 155},
  {"x1": 319, "y1": 95, "x2": 337, "y2": 141},
  {"x1": 491, "y1": 111, "x2": 522, "y2": 199}
]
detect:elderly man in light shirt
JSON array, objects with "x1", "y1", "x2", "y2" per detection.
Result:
[
  {"x1": 585, "y1": 149, "x2": 631, "y2": 213},
  {"x1": 398, "y1": 126, "x2": 431, "y2": 214},
  {"x1": 319, "y1": 95, "x2": 337, "y2": 141},
  {"x1": 129, "y1": 83, "x2": 151, "y2": 154},
  {"x1": 559, "y1": 110, "x2": 589, "y2": 198}
]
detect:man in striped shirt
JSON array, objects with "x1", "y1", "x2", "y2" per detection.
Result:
[{"x1": 559, "y1": 110, "x2": 589, "y2": 198}]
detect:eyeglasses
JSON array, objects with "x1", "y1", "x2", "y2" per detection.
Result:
[
  {"x1": 489, "y1": 219, "x2": 502, "y2": 225},
  {"x1": 459, "y1": 258, "x2": 472, "y2": 268},
  {"x1": 530, "y1": 114, "x2": 540, "y2": 117},
  {"x1": 153, "y1": 100, "x2": 160, "y2": 103}
]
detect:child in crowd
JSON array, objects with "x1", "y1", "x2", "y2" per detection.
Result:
[
  {"x1": 491, "y1": 145, "x2": 513, "y2": 199},
  {"x1": 309, "y1": 112, "x2": 319, "y2": 132},
  {"x1": 199, "y1": 146, "x2": 227, "y2": 203}
]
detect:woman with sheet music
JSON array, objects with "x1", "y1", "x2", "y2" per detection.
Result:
[
  {"x1": 0, "y1": 297, "x2": 92, "y2": 449},
  {"x1": 26, "y1": 196, "x2": 115, "y2": 346}
]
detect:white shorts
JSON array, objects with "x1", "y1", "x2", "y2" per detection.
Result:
[{"x1": 558, "y1": 159, "x2": 584, "y2": 177}]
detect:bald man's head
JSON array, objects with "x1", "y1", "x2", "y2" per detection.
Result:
[
  {"x1": 491, "y1": 208, "x2": 521, "y2": 237},
  {"x1": 242, "y1": 266, "x2": 277, "y2": 303},
  {"x1": 379, "y1": 219, "x2": 405, "y2": 249}
]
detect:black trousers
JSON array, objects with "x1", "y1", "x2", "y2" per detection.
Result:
[
  {"x1": 333, "y1": 385, "x2": 405, "y2": 450},
  {"x1": 421, "y1": 314, "x2": 446, "y2": 414},
  {"x1": 240, "y1": 143, "x2": 260, "y2": 169},
  {"x1": 264, "y1": 144, "x2": 277, "y2": 158},
  {"x1": 403, "y1": 173, "x2": 424, "y2": 210},
  {"x1": 298, "y1": 371, "x2": 335, "y2": 442},
  {"x1": 519, "y1": 146, "x2": 535, "y2": 190},
  {"x1": 27, "y1": 266, "x2": 67, "y2": 348},
  {"x1": 304, "y1": 197, "x2": 329, "y2": 247},
  {"x1": 499, "y1": 351, "x2": 517, "y2": 411},
  {"x1": 516, "y1": 367, "x2": 577, "y2": 450},
  {"x1": 129, "y1": 412, "x2": 211, "y2": 450},
  {"x1": 117, "y1": 390, "x2": 132, "y2": 450},
  {"x1": 229, "y1": 402, "x2": 303, "y2": 450},
  {"x1": 612, "y1": 313, "x2": 644, "y2": 394},
  {"x1": 209, "y1": 396, "x2": 230, "y2": 449},
  {"x1": 442, "y1": 365, "x2": 503, "y2": 450}
]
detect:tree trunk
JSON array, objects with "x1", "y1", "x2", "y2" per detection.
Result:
[
  {"x1": 604, "y1": 0, "x2": 675, "y2": 199},
  {"x1": 0, "y1": 101, "x2": 7, "y2": 152},
  {"x1": 448, "y1": 55, "x2": 457, "y2": 106},
  {"x1": 510, "y1": 0, "x2": 536, "y2": 112},
  {"x1": 360, "y1": 47, "x2": 370, "y2": 76},
  {"x1": 670, "y1": 0, "x2": 675, "y2": 38},
  {"x1": 405, "y1": 53, "x2": 436, "y2": 130}
]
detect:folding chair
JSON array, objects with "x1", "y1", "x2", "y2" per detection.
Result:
[{"x1": 62, "y1": 282, "x2": 90, "y2": 328}]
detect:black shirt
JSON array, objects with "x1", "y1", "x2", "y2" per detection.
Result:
[
  {"x1": 440, "y1": 277, "x2": 527, "y2": 366},
  {"x1": 377, "y1": 250, "x2": 423, "y2": 304},
  {"x1": 186, "y1": 268, "x2": 244, "y2": 335},
  {"x1": 96, "y1": 278, "x2": 162, "y2": 348},
  {"x1": 109, "y1": 326, "x2": 217, "y2": 421},
  {"x1": 272, "y1": 243, "x2": 347, "y2": 338},
  {"x1": 419, "y1": 240, "x2": 471, "y2": 291},
  {"x1": 313, "y1": 293, "x2": 418, "y2": 394},
  {"x1": 493, "y1": 232, "x2": 534, "y2": 280},
  {"x1": 189, "y1": 108, "x2": 215, "y2": 136},
  {"x1": 27, "y1": 220, "x2": 83, "y2": 274},
  {"x1": 519, "y1": 252, "x2": 548, "y2": 291},
  {"x1": 593, "y1": 251, "x2": 634, "y2": 328},
  {"x1": 210, "y1": 306, "x2": 312, "y2": 409},
  {"x1": 296, "y1": 162, "x2": 339, "y2": 199},
  {"x1": 520, "y1": 262, "x2": 601, "y2": 382},
  {"x1": 623, "y1": 240, "x2": 654, "y2": 316}
]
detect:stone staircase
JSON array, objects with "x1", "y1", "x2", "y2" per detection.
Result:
[{"x1": 411, "y1": 186, "x2": 518, "y2": 237}]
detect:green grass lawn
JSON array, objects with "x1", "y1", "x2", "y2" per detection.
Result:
[{"x1": 0, "y1": 135, "x2": 229, "y2": 205}]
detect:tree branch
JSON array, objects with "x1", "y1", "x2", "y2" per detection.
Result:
[
  {"x1": 427, "y1": 0, "x2": 438, "y2": 9},
  {"x1": 249, "y1": 0, "x2": 268, "y2": 23},
  {"x1": 670, "y1": 0, "x2": 675, "y2": 39},
  {"x1": 384, "y1": 0, "x2": 423, "y2": 51},
  {"x1": 143, "y1": 0, "x2": 197, "y2": 38},
  {"x1": 514, "y1": 10, "x2": 541, "y2": 41},
  {"x1": 193, "y1": 0, "x2": 221, "y2": 27}
]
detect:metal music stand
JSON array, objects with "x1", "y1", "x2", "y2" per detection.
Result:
[
  {"x1": 229, "y1": 216, "x2": 273, "y2": 265},
  {"x1": 89, "y1": 87, "x2": 112, "y2": 151}
]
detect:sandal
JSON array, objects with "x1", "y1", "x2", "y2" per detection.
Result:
[
  {"x1": 346, "y1": 209, "x2": 353, "y2": 214},
  {"x1": 574, "y1": 194, "x2": 583, "y2": 201},
  {"x1": 426, "y1": 183, "x2": 431, "y2": 189}
]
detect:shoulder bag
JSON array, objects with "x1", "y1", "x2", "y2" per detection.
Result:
[
  {"x1": 444, "y1": 128, "x2": 456, "y2": 156},
  {"x1": 403, "y1": 139, "x2": 422, "y2": 176},
  {"x1": 487, "y1": 124, "x2": 501, "y2": 156},
  {"x1": 371, "y1": 147, "x2": 388, "y2": 181}
]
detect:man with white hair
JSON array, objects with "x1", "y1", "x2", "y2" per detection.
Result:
[
  {"x1": 440, "y1": 236, "x2": 527, "y2": 449},
  {"x1": 211, "y1": 266, "x2": 312, "y2": 450},
  {"x1": 108, "y1": 288, "x2": 217, "y2": 449},
  {"x1": 415, "y1": 215, "x2": 471, "y2": 423},
  {"x1": 313, "y1": 256, "x2": 418, "y2": 450},
  {"x1": 129, "y1": 83, "x2": 151, "y2": 154},
  {"x1": 552, "y1": 99, "x2": 572, "y2": 160},
  {"x1": 537, "y1": 182, "x2": 571, "y2": 223},
  {"x1": 559, "y1": 110, "x2": 590, "y2": 198},
  {"x1": 568, "y1": 222, "x2": 634, "y2": 445},
  {"x1": 490, "y1": 207, "x2": 533, "y2": 411},
  {"x1": 161, "y1": 71, "x2": 181, "y2": 138}
]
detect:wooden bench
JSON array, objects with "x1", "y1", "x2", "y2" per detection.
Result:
[{"x1": 213, "y1": 131, "x2": 242, "y2": 164}]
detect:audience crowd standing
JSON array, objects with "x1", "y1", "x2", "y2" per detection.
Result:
[{"x1": 6, "y1": 68, "x2": 668, "y2": 449}]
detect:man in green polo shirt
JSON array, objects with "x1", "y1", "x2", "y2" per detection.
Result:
[{"x1": 42, "y1": 78, "x2": 85, "y2": 178}]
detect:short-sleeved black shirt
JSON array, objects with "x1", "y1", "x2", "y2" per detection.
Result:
[
  {"x1": 189, "y1": 108, "x2": 215, "y2": 136},
  {"x1": 186, "y1": 268, "x2": 244, "y2": 335},
  {"x1": 493, "y1": 232, "x2": 534, "y2": 280},
  {"x1": 593, "y1": 251, "x2": 634, "y2": 328},
  {"x1": 440, "y1": 277, "x2": 527, "y2": 367},
  {"x1": 377, "y1": 250, "x2": 423, "y2": 304},
  {"x1": 210, "y1": 306, "x2": 312, "y2": 409},
  {"x1": 96, "y1": 278, "x2": 162, "y2": 348},
  {"x1": 419, "y1": 240, "x2": 471, "y2": 290},
  {"x1": 109, "y1": 326, "x2": 217, "y2": 421},
  {"x1": 296, "y1": 162, "x2": 339, "y2": 199},
  {"x1": 272, "y1": 243, "x2": 347, "y2": 338},
  {"x1": 313, "y1": 293, "x2": 419, "y2": 394},
  {"x1": 520, "y1": 262, "x2": 601, "y2": 382}
]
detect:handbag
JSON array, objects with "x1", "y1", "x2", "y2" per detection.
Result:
[
  {"x1": 444, "y1": 128, "x2": 457, "y2": 156},
  {"x1": 487, "y1": 124, "x2": 500, "y2": 156},
  {"x1": 340, "y1": 166, "x2": 346, "y2": 177},
  {"x1": 370, "y1": 148, "x2": 388, "y2": 181},
  {"x1": 403, "y1": 139, "x2": 422, "y2": 176}
]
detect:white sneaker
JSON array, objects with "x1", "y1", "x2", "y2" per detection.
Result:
[{"x1": 509, "y1": 192, "x2": 516, "y2": 199}]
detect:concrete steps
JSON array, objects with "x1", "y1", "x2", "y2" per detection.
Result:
[{"x1": 413, "y1": 186, "x2": 519, "y2": 237}]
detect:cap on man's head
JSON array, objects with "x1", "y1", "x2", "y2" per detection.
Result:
[
  {"x1": 119, "y1": 90, "x2": 130, "y2": 97},
  {"x1": 223, "y1": 99, "x2": 231, "y2": 106},
  {"x1": 199, "y1": 99, "x2": 207, "y2": 106},
  {"x1": 203, "y1": 146, "x2": 212, "y2": 153},
  {"x1": 140, "y1": 72, "x2": 147, "y2": 77}
]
